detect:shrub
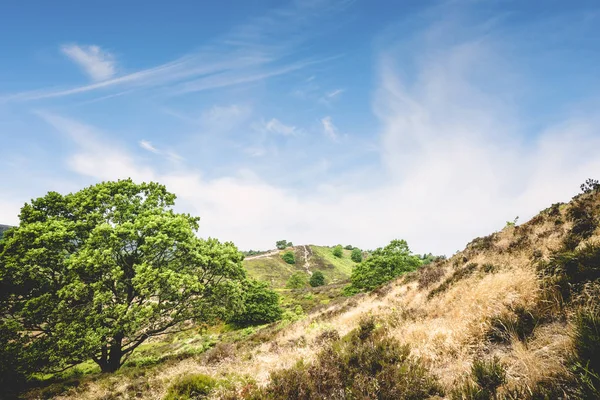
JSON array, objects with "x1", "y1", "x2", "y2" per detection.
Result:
[
  {"x1": 164, "y1": 374, "x2": 217, "y2": 400},
  {"x1": 487, "y1": 305, "x2": 539, "y2": 343},
  {"x1": 350, "y1": 239, "x2": 421, "y2": 292},
  {"x1": 309, "y1": 271, "x2": 325, "y2": 287},
  {"x1": 418, "y1": 265, "x2": 446, "y2": 290},
  {"x1": 344, "y1": 245, "x2": 354, "y2": 250},
  {"x1": 250, "y1": 317, "x2": 442, "y2": 399},
  {"x1": 537, "y1": 243, "x2": 600, "y2": 302},
  {"x1": 482, "y1": 263, "x2": 499, "y2": 273},
  {"x1": 282, "y1": 250, "x2": 296, "y2": 264},
  {"x1": 332, "y1": 245, "x2": 343, "y2": 258},
  {"x1": 451, "y1": 357, "x2": 506, "y2": 400},
  {"x1": 428, "y1": 263, "x2": 478, "y2": 299},
  {"x1": 580, "y1": 178, "x2": 600, "y2": 194},
  {"x1": 276, "y1": 240, "x2": 293, "y2": 250},
  {"x1": 351, "y1": 248, "x2": 363, "y2": 263},
  {"x1": 286, "y1": 272, "x2": 308, "y2": 289},
  {"x1": 229, "y1": 280, "x2": 282, "y2": 327},
  {"x1": 572, "y1": 306, "x2": 600, "y2": 395}
]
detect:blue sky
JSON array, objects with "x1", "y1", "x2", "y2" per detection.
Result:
[{"x1": 2, "y1": 0, "x2": 600, "y2": 254}]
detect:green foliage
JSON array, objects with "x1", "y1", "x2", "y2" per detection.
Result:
[
  {"x1": 505, "y1": 216, "x2": 519, "y2": 228},
  {"x1": 229, "y1": 280, "x2": 283, "y2": 327},
  {"x1": 309, "y1": 271, "x2": 325, "y2": 287},
  {"x1": 250, "y1": 317, "x2": 442, "y2": 399},
  {"x1": 332, "y1": 245, "x2": 343, "y2": 258},
  {"x1": 282, "y1": 250, "x2": 296, "y2": 264},
  {"x1": 349, "y1": 239, "x2": 421, "y2": 292},
  {"x1": 163, "y1": 373, "x2": 217, "y2": 400},
  {"x1": 276, "y1": 240, "x2": 293, "y2": 250},
  {"x1": 344, "y1": 245, "x2": 354, "y2": 250},
  {"x1": 286, "y1": 272, "x2": 308, "y2": 289},
  {"x1": 0, "y1": 180, "x2": 247, "y2": 374},
  {"x1": 350, "y1": 247, "x2": 362, "y2": 263}
]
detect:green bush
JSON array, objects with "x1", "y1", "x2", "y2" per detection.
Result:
[
  {"x1": 351, "y1": 248, "x2": 362, "y2": 263},
  {"x1": 344, "y1": 245, "x2": 354, "y2": 250},
  {"x1": 164, "y1": 374, "x2": 217, "y2": 400},
  {"x1": 229, "y1": 280, "x2": 283, "y2": 327},
  {"x1": 282, "y1": 250, "x2": 296, "y2": 264},
  {"x1": 286, "y1": 272, "x2": 308, "y2": 289},
  {"x1": 332, "y1": 245, "x2": 343, "y2": 258},
  {"x1": 349, "y1": 239, "x2": 421, "y2": 292},
  {"x1": 309, "y1": 271, "x2": 325, "y2": 287}
]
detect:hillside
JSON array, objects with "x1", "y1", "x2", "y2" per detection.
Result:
[
  {"x1": 243, "y1": 245, "x2": 357, "y2": 287},
  {"x1": 21, "y1": 189, "x2": 600, "y2": 399}
]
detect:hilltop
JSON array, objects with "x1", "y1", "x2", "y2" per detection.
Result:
[
  {"x1": 16, "y1": 186, "x2": 600, "y2": 399},
  {"x1": 0, "y1": 224, "x2": 12, "y2": 238},
  {"x1": 243, "y1": 245, "x2": 358, "y2": 287}
]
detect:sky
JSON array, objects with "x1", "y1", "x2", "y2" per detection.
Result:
[{"x1": 1, "y1": 0, "x2": 600, "y2": 255}]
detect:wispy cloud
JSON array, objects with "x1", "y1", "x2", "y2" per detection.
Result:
[
  {"x1": 139, "y1": 140, "x2": 160, "y2": 154},
  {"x1": 2, "y1": 0, "x2": 350, "y2": 103},
  {"x1": 326, "y1": 88, "x2": 344, "y2": 98},
  {"x1": 264, "y1": 118, "x2": 299, "y2": 136},
  {"x1": 61, "y1": 44, "x2": 116, "y2": 81},
  {"x1": 321, "y1": 116, "x2": 339, "y2": 140}
]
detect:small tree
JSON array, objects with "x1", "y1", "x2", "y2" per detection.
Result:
[
  {"x1": 581, "y1": 178, "x2": 600, "y2": 194},
  {"x1": 282, "y1": 251, "x2": 296, "y2": 264},
  {"x1": 344, "y1": 245, "x2": 354, "y2": 250},
  {"x1": 276, "y1": 240, "x2": 289, "y2": 250},
  {"x1": 0, "y1": 180, "x2": 247, "y2": 373},
  {"x1": 351, "y1": 248, "x2": 363, "y2": 263},
  {"x1": 229, "y1": 280, "x2": 282, "y2": 327},
  {"x1": 349, "y1": 239, "x2": 421, "y2": 291},
  {"x1": 309, "y1": 271, "x2": 326, "y2": 287},
  {"x1": 286, "y1": 272, "x2": 308, "y2": 289},
  {"x1": 332, "y1": 245, "x2": 343, "y2": 258}
]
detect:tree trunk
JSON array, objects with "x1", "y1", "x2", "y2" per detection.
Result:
[{"x1": 99, "y1": 334, "x2": 123, "y2": 373}]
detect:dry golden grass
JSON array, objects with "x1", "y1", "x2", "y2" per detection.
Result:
[{"x1": 55, "y1": 199, "x2": 596, "y2": 400}]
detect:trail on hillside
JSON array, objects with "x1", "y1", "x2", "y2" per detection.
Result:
[
  {"x1": 244, "y1": 249, "x2": 279, "y2": 260},
  {"x1": 303, "y1": 245, "x2": 312, "y2": 276}
]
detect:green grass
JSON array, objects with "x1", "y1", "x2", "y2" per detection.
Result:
[
  {"x1": 243, "y1": 245, "x2": 356, "y2": 288},
  {"x1": 309, "y1": 245, "x2": 356, "y2": 283}
]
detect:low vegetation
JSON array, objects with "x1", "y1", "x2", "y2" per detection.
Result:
[{"x1": 4, "y1": 179, "x2": 600, "y2": 400}]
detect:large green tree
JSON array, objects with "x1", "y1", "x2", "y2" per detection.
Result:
[
  {"x1": 0, "y1": 180, "x2": 246, "y2": 373},
  {"x1": 349, "y1": 239, "x2": 421, "y2": 291}
]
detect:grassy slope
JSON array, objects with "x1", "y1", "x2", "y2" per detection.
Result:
[
  {"x1": 243, "y1": 245, "x2": 357, "y2": 287},
  {"x1": 29, "y1": 193, "x2": 600, "y2": 400}
]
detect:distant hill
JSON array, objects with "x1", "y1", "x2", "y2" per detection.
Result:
[
  {"x1": 243, "y1": 245, "x2": 358, "y2": 287},
  {"x1": 0, "y1": 224, "x2": 13, "y2": 238}
]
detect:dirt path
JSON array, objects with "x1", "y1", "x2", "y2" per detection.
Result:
[
  {"x1": 244, "y1": 249, "x2": 280, "y2": 260},
  {"x1": 303, "y1": 245, "x2": 312, "y2": 276}
]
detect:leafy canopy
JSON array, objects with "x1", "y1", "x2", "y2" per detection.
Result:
[
  {"x1": 229, "y1": 280, "x2": 282, "y2": 327},
  {"x1": 309, "y1": 271, "x2": 326, "y2": 287},
  {"x1": 276, "y1": 240, "x2": 293, "y2": 250},
  {"x1": 349, "y1": 239, "x2": 421, "y2": 291},
  {"x1": 351, "y1": 248, "x2": 363, "y2": 263},
  {"x1": 282, "y1": 250, "x2": 296, "y2": 264},
  {"x1": 0, "y1": 179, "x2": 246, "y2": 373},
  {"x1": 332, "y1": 245, "x2": 343, "y2": 258}
]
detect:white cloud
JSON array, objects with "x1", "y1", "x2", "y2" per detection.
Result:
[
  {"x1": 321, "y1": 116, "x2": 339, "y2": 140},
  {"x1": 61, "y1": 44, "x2": 116, "y2": 81},
  {"x1": 264, "y1": 118, "x2": 298, "y2": 136},
  {"x1": 139, "y1": 140, "x2": 160, "y2": 154},
  {"x1": 326, "y1": 89, "x2": 344, "y2": 98}
]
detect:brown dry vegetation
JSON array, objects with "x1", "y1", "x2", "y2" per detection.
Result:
[{"x1": 38, "y1": 192, "x2": 600, "y2": 399}]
